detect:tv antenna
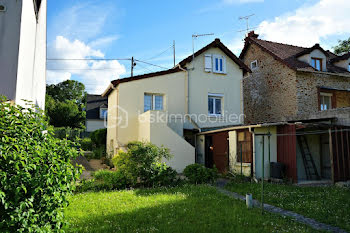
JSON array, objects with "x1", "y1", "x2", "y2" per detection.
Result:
[
  {"x1": 192, "y1": 33, "x2": 214, "y2": 64},
  {"x1": 238, "y1": 14, "x2": 257, "y2": 34}
]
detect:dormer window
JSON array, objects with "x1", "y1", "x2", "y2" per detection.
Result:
[{"x1": 311, "y1": 57, "x2": 322, "y2": 71}]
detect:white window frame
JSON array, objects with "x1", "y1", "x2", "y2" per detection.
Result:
[
  {"x1": 99, "y1": 108, "x2": 108, "y2": 119},
  {"x1": 208, "y1": 93, "x2": 223, "y2": 116},
  {"x1": 144, "y1": 93, "x2": 164, "y2": 112},
  {"x1": 212, "y1": 55, "x2": 226, "y2": 74},
  {"x1": 320, "y1": 92, "x2": 332, "y2": 111},
  {"x1": 250, "y1": 60, "x2": 258, "y2": 70}
]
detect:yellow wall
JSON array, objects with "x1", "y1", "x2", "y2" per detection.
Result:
[
  {"x1": 138, "y1": 111, "x2": 195, "y2": 172},
  {"x1": 107, "y1": 88, "x2": 118, "y2": 156},
  {"x1": 187, "y1": 47, "x2": 244, "y2": 128}
]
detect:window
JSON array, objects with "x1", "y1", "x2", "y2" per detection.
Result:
[
  {"x1": 208, "y1": 94, "x2": 223, "y2": 116},
  {"x1": 348, "y1": 63, "x2": 350, "y2": 72},
  {"x1": 236, "y1": 130, "x2": 252, "y2": 163},
  {"x1": 144, "y1": 94, "x2": 164, "y2": 112},
  {"x1": 0, "y1": 5, "x2": 6, "y2": 12},
  {"x1": 250, "y1": 60, "x2": 258, "y2": 70},
  {"x1": 100, "y1": 108, "x2": 108, "y2": 119},
  {"x1": 311, "y1": 57, "x2": 322, "y2": 71},
  {"x1": 320, "y1": 92, "x2": 332, "y2": 111},
  {"x1": 212, "y1": 55, "x2": 226, "y2": 74}
]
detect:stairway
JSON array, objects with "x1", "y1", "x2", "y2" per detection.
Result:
[{"x1": 297, "y1": 135, "x2": 320, "y2": 180}]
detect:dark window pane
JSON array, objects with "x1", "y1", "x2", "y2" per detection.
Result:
[
  {"x1": 208, "y1": 97, "x2": 214, "y2": 114},
  {"x1": 215, "y1": 98, "x2": 221, "y2": 115}
]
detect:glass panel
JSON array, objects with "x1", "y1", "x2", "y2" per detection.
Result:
[
  {"x1": 100, "y1": 109, "x2": 108, "y2": 119},
  {"x1": 348, "y1": 64, "x2": 350, "y2": 72},
  {"x1": 208, "y1": 97, "x2": 214, "y2": 114},
  {"x1": 144, "y1": 94, "x2": 152, "y2": 112},
  {"x1": 154, "y1": 95, "x2": 163, "y2": 110},
  {"x1": 215, "y1": 98, "x2": 221, "y2": 115},
  {"x1": 311, "y1": 59, "x2": 316, "y2": 69},
  {"x1": 316, "y1": 60, "x2": 321, "y2": 70},
  {"x1": 215, "y1": 58, "x2": 219, "y2": 71},
  {"x1": 220, "y1": 59, "x2": 223, "y2": 72}
]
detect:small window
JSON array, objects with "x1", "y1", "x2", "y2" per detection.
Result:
[
  {"x1": 348, "y1": 63, "x2": 350, "y2": 72},
  {"x1": 320, "y1": 92, "x2": 332, "y2": 111},
  {"x1": 208, "y1": 94, "x2": 223, "y2": 116},
  {"x1": 212, "y1": 55, "x2": 226, "y2": 74},
  {"x1": 144, "y1": 94, "x2": 164, "y2": 112},
  {"x1": 100, "y1": 108, "x2": 108, "y2": 119},
  {"x1": 311, "y1": 58, "x2": 322, "y2": 71},
  {"x1": 250, "y1": 60, "x2": 258, "y2": 70}
]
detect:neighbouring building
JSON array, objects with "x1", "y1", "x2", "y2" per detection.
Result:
[
  {"x1": 240, "y1": 31, "x2": 350, "y2": 125},
  {"x1": 102, "y1": 39, "x2": 250, "y2": 172},
  {"x1": 201, "y1": 32, "x2": 350, "y2": 183},
  {"x1": 0, "y1": 0, "x2": 47, "y2": 109},
  {"x1": 86, "y1": 94, "x2": 108, "y2": 133}
]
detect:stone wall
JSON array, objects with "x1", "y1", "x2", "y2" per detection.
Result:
[
  {"x1": 336, "y1": 91, "x2": 350, "y2": 108},
  {"x1": 242, "y1": 43, "x2": 298, "y2": 124},
  {"x1": 296, "y1": 71, "x2": 350, "y2": 116}
]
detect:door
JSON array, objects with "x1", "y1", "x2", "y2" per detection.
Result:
[
  {"x1": 205, "y1": 135, "x2": 214, "y2": 168},
  {"x1": 212, "y1": 132, "x2": 229, "y2": 173}
]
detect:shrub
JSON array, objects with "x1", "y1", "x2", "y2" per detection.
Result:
[
  {"x1": 90, "y1": 128, "x2": 107, "y2": 148},
  {"x1": 183, "y1": 164, "x2": 218, "y2": 184},
  {"x1": 92, "y1": 146, "x2": 106, "y2": 159},
  {"x1": 112, "y1": 141, "x2": 174, "y2": 186},
  {"x1": 146, "y1": 162, "x2": 179, "y2": 187},
  {"x1": 53, "y1": 127, "x2": 84, "y2": 142},
  {"x1": 0, "y1": 98, "x2": 82, "y2": 232},
  {"x1": 80, "y1": 137, "x2": 92, "y2": 151},
  {"x1": 76, "y1": 170, "x2": 130, "y2": 192}
]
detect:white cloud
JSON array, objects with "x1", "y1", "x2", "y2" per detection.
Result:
[
  {"x1": 47, "y1": 36, "x2": 126, "y2": 94},
  {"x1": 258, "y1": 0, "x2": 350, "y2": 47},
  {"x1": 88, "y1": 35, "x2": 120, "y2": 48}
]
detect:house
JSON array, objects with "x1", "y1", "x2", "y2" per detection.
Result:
[
  {"x1": 240, "y1": 31, "x2": 350, "y2": 125},
  {"x1": 199, "y1": 32, "x2": 350, "y2": 183},
  {"x1": 102, "y1": 39, "x2": 250, "y2": 172},
  {"x1": 85, "y1": 94, "x2": 108, "y2": 133},
  {"x1": 0, "y1": 0, "x2": 47, "y2": 109}
]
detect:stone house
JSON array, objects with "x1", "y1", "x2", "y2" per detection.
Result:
[{"x1": 240, "y1": 31, "x2": 350, "y2": 125}]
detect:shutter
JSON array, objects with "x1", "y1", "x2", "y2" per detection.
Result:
[
  {"x1": 223, "y1": 56, "x2": 227, "y2": 74},
  {"x1": 204, "y1": 54, "x2": 212, "y2": 72}
]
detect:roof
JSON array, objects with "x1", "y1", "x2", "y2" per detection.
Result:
[
  {"x1": 102, "y1": 38, "x2": 250, "y2": 97},
  {"x1": 86, "y1": 94, "x2": 108, "y2": 120},
  {"x1": 240, "y1": 34, "x2": 350, "y2": 74},
  {"x1": 331, "y1": 52, "x2": 350, "y2": 63}
]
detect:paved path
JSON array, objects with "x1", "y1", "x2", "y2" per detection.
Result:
[{"x1": 215, "y1": 179, "x2": 347, "y2": 233}]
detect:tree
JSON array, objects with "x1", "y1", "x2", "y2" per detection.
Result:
[
  {"x1": 0, "y1": 97, "x2": 82, "y2": 231},
  {"x1": 333, "y1": 37, "x2": 350, "y2": 55},
  {"x1": 45, "y1": 80, "x2": 86, "y2": 128}
]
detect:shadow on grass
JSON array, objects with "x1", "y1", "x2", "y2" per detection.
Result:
[{"x1": 65, "y1": 185, "x2": 314, "y2": 233}]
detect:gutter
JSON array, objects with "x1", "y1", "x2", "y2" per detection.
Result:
[{"x1": 297, "y1": 68, "x2": 350, "y2": 78}]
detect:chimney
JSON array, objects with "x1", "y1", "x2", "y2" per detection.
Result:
[{"x1": 247, "y1": 31, "x2": 259, "y2": 38}]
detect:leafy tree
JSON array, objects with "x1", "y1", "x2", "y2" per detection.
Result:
[
  {"x1": 333, "y1": 37, "x2": 350, "y2": 55},
  {"x1": 0, "y1": 97, "x2": 82, "y2": 232},
  {"x1": 45, "y1": 80, "x2": 86, "y2": 128}
]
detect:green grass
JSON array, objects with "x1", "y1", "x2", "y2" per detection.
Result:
[
  {"x1": 64, "y1": 185, "x2": 316, "y2": 233},
  {"x1": 225, "y1": 180, "x2": 350, "y2": 231}
]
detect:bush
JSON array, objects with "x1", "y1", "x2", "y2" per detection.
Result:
[
  {"x1": 183, "y1": 164, "x2": 218, "y2": 184},
  {"x1": 112, "y1": 141, "x2": 174, "y2": 187},
  {"x1": 0, "y1": 98, "x2": 82, "y2": 232},
  {"x1": 90, "y1": 128, "x2": 107, "y2": 148},
  {"x1": 92, "y1": 146, "x2": 106, "y2": 159},
  {"x1": 80, "y1": 137, "x2": 92, "y2": 151},
  {"x1": 53, "y1": 127, "x2": 84, "y2": 141},
  {"x1": 146, "y1": 162, "x2": 179, "y2": 187},
  {"x1": 76, "y1": 170, "x2": 130, "y2": 192}
]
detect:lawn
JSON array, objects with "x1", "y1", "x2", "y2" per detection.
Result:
[
  {"x1": 225, "y1": 180, "x2": 350, "y2": 231},
  {"x1": 64, "y1": 185, "x2": 316, "y2": 233}
]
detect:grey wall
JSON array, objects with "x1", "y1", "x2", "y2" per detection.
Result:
[{"x1": 0, "y1": 0, "x2": 22, "y2": 100}]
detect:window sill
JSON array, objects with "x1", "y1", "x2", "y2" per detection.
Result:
[
  {"x1": 212, "y1": 71, "x2": 227, "y2": 75},
  {"x1": 208, "y1": 114, "x2": 223, "y2": 118}
]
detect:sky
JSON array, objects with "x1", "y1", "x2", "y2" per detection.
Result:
[{"x1": 46, "y1": 0, "x2": 350, "y2": 94}]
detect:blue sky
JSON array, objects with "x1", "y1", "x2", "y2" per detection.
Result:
[{"x1": 46, "y1": 0, "x2": 350, "y2": 94}]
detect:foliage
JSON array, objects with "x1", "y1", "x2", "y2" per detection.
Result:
[
  {"x1": 64, "y1": 185, "x2": 312, "y2": 233},
  {"x1": 76, "y1": 170, "x2": 131, "y2": 192},
  {"x1": 53, "y1": 127, "x2": 84, "y2": 141},
  {"x1": 0, "y1": 97, "x2": 82, "y2": 232},
  {"x1": 80, "y1": 138, "x2": 92, "y2": 151},
  {"x1": 112, "y1": 141, "x2": 173, "y2": 186},
  {"x1": 145, "y1": 162, "x2": 179, "y2": 187},
  {"x1": 90, "y1": 128, "x2": 107, "y2": 148},
  {"x1": 45, "y1": 80, "x2": 86, "y2": 128},
  {"x1": 333, "y1": 37, "x2": 350, "y2": 55},
  {"x1": 226, "y1": 181, "x2": 350, "y2": 231},
  {"x1": 92, "y1": 146, "x2": 106, "y2": 160},
  {"x1": 183, "y1": 164, "x2": 218, "y2": 184}
]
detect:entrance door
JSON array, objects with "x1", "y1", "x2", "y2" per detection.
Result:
[
  {"x1": 212, "y1": 132, "x2": 229, "y2": 173},
  {"x1": 205, "y1": 135, "x2": 214, "y2": 168}
]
